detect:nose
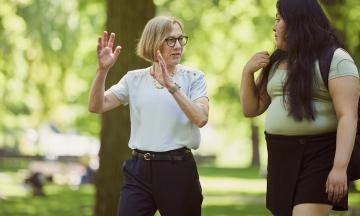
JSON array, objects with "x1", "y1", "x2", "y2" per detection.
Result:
[
  {"x1": 272, "y1": 23, "x2": 276, "y2": 33},
  {"x1": 173, "y1": 39, "x2": 182, "y2": 49}
]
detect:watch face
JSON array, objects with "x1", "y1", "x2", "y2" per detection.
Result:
[{"x1": 169, "y1": 84, "x2": 180, "y2": 94}]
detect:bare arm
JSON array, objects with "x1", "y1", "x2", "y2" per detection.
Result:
[
  {"x1": 88, "y1": 68, "x2": 121, "y2": 113},
  {"x1": 88, "y1": 31, "x2": 122, "y2": 113},
  {"x1": 326, "y1": 76, "x2": 358, "y2": 203},
  {"x1": 171, "y1": 94, "x2": 209, "y2": 128},
  {"x1": 240, "y1": 52, "x2": 271, "y2": 117},
  {"x1": 155, "y1": 51, "x2": 208, "y2": 128}
]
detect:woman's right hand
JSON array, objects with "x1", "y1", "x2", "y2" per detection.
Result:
[
  {"x1": 97, "y1": 31, "x2": 122, "y2": 72},
  {"x1": 243, "y1": 51, "x2": 270, "y2": 75}
]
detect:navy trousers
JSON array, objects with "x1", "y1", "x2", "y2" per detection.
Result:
[{"x1": 117, "y1": 150, "x2": 203, "y2": 216}]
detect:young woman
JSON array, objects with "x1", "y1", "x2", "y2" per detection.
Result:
[
  {"x1": 88, "y1": 16, "x2": 208, "y2": 216},
  {"x1": 240, "y1": 0, "x2": 358, "y2": 215}
]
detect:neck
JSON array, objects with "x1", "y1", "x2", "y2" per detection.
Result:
[
  {"x1": 153, "y1": 64, "x2": 177, "y2": 76},
  {"x1": 167, "y1": 64, "x2": 177, "y2": 76}
]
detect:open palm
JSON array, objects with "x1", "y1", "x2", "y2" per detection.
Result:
[{"x1": 97, "y1": 31, "x2": 121, "y2": 71}]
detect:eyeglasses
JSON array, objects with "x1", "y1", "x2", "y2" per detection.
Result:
[{"x1": 164, "y1": 36, "x2": 188, "y2": 47}]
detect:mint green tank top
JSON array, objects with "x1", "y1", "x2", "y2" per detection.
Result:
[{"x1": 265, "y1": 49, "x2": 359, "y2": 135}]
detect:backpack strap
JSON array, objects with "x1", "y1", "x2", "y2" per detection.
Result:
[{"x1": 319, "y1": 46, "x2": 338, "y2": 89}]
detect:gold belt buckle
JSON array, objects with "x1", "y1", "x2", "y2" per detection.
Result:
[{"x1": 143, "y1": 153, "x2": 151, "y2": 160}]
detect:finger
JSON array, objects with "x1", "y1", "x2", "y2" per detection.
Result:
[
  {"x1": 103, "y1": 31, "x2": 108, "y2": 47},
  {"x1": 98, "y1": 36, "x2": 103, "y2": 48},
  {"x1": 259, "y1": 55, "x2": 271, "y2": 61},
  {"x1": 336, "y1": 186, "x2": 343, "y2": 203},
  {"x1": 108, "y1": 33, "x2": 115, "y2": 49},
  {"x1": 157, "y1": 51, "x2": 166, "y2": 72},
  {"x1": 260, "y1": 62, "x2": 268, "y2": 68},
  {"x1": 337, "y1": 186, "x2": 344, "y2": 203},
  {"x1": 258, "y1": 51, "x2": 270, "y2": 56},
  {"x1": 159, "y1": 57, "x2": 167, "y2": 72},
  {"x1": 257, "y1": 59, "x2": 269, "y2": 67},
  {"x1": 332, "y1": 186, "x2": 339, "y2": 203},
  {"x1": 113, "y1": 46, "x2": 122, "y2": 60},
  {"x1": 159, "y1": 60, "x2": 167, "y2": 75},
  {"x1": 261, "y1": 58, "x2": 270, "y2": 64},
  {"x1": 327, "y1": 184, "x2": 333, "y2": 201},
  {"x1": 339, "y1": 184, "x2": 347, "y2": 202},
  {"x1": 97, "y1": 37, "x2": 102, "y2": 55},
  {"x1": 325, "y1": 179, "x2": 329, "y2": 193},
  {"x1": 157, "y1": 50, "x2": 164, "y2": 62}
]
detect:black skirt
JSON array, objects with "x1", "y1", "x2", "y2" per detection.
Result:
[{"x1": 265, "y1": 132, "x2": 348, "y2": 216}]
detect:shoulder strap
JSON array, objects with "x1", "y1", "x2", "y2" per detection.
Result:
[{"x1": 319, "y1": 46, "x2": 338, "y2": 89}]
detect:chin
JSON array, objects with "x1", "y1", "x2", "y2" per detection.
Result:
[{"x1": 171, "y1": 59, "x2": 181, "y2": 65}]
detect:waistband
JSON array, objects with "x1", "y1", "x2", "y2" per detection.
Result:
[
  {"x1": 264, "y1": 131, "x2": 336, "y2": 144},
  {"x1": 132, "y1": 147, "x2": 192, "y2": 161}
]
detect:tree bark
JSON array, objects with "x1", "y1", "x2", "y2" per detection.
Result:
[
  {"x1": 95, "y1": 1, "x2": 155, "y2": 216},
  {"x1": 250, "y1": 119, "x2": 260, "y2": 167}
]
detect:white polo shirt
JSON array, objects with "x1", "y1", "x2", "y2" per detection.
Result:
[{"x1": 109, "y1": 64, "x2": 208, "y2": 152}]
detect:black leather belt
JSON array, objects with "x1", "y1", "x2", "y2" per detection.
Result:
[{"x1": 132, "y1": 148, "x2": 191, "y2": 161}]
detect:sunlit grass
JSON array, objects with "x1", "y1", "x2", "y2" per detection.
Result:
[
  {"x1": 0, "y1": 161, "x2": 359, "y2": 216},
  {"x1": 201, "y1": 177, "x2": 266, "y2": 195},
  {"x1": 199, "y1": 166, "x2": 270, "y2": 215},
  {"x1": 0, "y1": 184, "x2": 94, "y2": 216}
]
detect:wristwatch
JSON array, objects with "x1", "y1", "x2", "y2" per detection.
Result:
[{"x1": 168, "y1": 83, "x2": 181, "y2": 94}]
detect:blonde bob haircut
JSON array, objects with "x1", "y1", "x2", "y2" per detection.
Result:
[{"x1": 136, "y1": 16, "x2": 184, "y2": 63}]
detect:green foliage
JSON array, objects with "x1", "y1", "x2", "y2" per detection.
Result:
[
  {"x1": 322, "y1": 0, "x2": 360, "y2": 63},
  {"x1": 0, "y1": 0, "x2": 105, "y2": 148}
]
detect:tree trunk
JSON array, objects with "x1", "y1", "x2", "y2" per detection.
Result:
[
  {"x1": 250, "y1": 119, "x2": 260, "y2": 167},
  {"x1": 95, "y1": 1, "x2": 155, "y2": 216},
  {"x1": 320, "y1": 0, "x2": 347, "y2": 45}
]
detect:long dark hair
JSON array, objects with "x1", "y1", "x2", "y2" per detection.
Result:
[{"x1": 259, "y1": 0, "x2": 340, "y2": 121}]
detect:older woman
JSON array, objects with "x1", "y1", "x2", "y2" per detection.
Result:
[{"x1": 88, "y1": 16, "x2": 208, "y2": 216}]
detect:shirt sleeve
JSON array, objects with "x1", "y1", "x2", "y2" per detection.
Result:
[
  {"x1": 109, "y1": 73, "x2": 129, "y2": 105},
  {"x1": 329, "y1": 49, "x2": 359, "y2": 80},
  {"x1": 190, "y1": 73, "x2": 208, "y2": 101}
]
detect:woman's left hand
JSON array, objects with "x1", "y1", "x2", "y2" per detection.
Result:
[
  {"x1": 150, "y1": 50, "x2": 175, "y2": 89},
  {"x1": 326, "y1": 167, "x2": 348, "y2": 203}
]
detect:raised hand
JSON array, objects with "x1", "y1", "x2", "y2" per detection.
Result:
[
  {"x1": 243, "y1": 51, "x2": 270, "y2": 75},
  {"x1": 97, "y1": 31, "x2": 122, "y2": 71},
  {"x1": 150, "y1": 50, "x2": 175, "y2": 89}
]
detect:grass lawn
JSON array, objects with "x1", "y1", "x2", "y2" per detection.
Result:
[{"x1": 0, "y1": 159, "x2": 359, "y2": 216}]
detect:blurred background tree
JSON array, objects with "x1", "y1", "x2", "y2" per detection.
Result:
[{"x1": 95, "y1": 1, "x2": 154, "y2": 216}]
